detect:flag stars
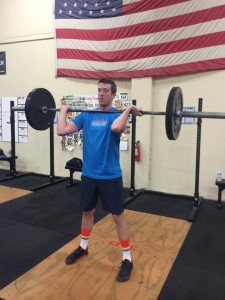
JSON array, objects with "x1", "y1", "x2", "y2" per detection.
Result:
[{"x1": 56, "y1": 0, "x2": 121, "y2": 18}]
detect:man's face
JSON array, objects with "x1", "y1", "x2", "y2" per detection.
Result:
[{"x1": 98, "y1": 82, "x2": 115, "y2": 108}]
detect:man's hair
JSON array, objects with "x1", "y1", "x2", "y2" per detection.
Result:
[{"x1": 98, "y1": 78, "x2": 117, "y2": 94}]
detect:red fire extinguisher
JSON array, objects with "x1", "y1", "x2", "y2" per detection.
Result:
[{"x1": 135, "y1": 141, "x2": 141, "y2": 161}]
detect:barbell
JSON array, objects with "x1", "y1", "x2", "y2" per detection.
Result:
[{"x1": 11, "y1": 87, "x2": 225, "y2": 140}]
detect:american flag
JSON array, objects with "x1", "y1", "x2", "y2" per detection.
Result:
[{"x1": 54, "y1": 0, "x2": 225, "y2": 79}]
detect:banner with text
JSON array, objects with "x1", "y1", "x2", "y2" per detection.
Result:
[{"x1": 0, "y1": 52, "x2": 6, "y2": 75}]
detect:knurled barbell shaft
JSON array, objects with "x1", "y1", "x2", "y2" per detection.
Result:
[
  {"x1": 43, "y1": 107, "x2": 225, "y2": 119},
  {"x1": 12, "y1": 105, "x2": 225, "y2": 119},
  {"x1": 41, "y1": 106, "x2": 166, "y2": 115}
]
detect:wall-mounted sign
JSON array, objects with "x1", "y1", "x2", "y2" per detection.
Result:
[
  {"x1": 182, "y1": 107, "x2": 196, "y2": 124},
  {"x1": 0, "y1": 52, "x2": 6, "y2": 75}
]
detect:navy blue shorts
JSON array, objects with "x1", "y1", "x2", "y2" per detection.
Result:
[{"x1": 80, "y1": 176, "x2": 124, "y2": 215}]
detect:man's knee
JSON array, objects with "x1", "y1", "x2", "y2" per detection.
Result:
[
  {"x1": 112, "y1": 213, "x2": 124, "y2": 225},
  {"x1": 83, "y1": 209, "x2": 95, "y2": 218}
]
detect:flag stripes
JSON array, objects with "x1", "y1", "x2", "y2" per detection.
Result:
[{"x1": 55, "y1": 0, "x2": 225, "y2": 79}]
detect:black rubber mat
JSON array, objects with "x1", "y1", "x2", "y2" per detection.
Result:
[{"x1": 0, "y1": 173, "x2": 66, "y2": 191}]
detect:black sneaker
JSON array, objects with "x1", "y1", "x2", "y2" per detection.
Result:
[
  {"x1": 117, "y1": 259, "x2": 133, "y2": 282},
  {"x1": 65, "y1": 246, "x2": 88, "y2": 265}
]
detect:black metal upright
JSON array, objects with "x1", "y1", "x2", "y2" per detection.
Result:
[
  {"x1": 123, "y1": 99, "x2": 144, "y2": 206},
  {"x1": 188, "y1": 98, "x2": 203, "y2": 222},
  {"x1": 10, "y1": 101, "x2": 17, "y2": 176},
  {"x1": 129, "y1": 99, "x2": 136, "y2": 197},
  {"x1": 49, "y1": 123, "x2": 55, "y2": 183}
]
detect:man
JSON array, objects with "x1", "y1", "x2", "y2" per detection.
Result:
[{"x1": 57, "y1": 78, "x2": 142, "y2": 282}]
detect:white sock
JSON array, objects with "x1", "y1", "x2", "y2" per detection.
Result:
[
  {"x1": 122, "y1": 250, "x2": 131, "y2": 262},
  {"x1": 80, "y1": 238, "x2": 89, "y2": 250}
]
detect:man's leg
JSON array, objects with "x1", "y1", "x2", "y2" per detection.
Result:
[
  {"x1": 65, "y1": 209, "x2": 95, "y2": 265},
  {"x1": 80, "y1": 209, "x2": 95, "y2": 249},
  {"x1": 112, "y1": 213, "x2": 133, "y2": 282}
]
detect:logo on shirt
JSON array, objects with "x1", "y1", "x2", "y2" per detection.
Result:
[{"x1": 91, "y1": 119, "x2": 107, "y2": 126}]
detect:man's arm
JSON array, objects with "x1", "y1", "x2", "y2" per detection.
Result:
[
  {"x1": 57, "y1": 105, "x2": 79, "y2": 136},
  {"x1": 111, "y1": 105, "x2": 143, "y2": 133}
]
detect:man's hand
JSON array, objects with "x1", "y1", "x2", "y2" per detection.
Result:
[
  {"x1": 129, "y1": 105, "x2": 143, "y2": 117},
  {"x1": 60, "y1": 102, "x2": 71, "y2": 113}
]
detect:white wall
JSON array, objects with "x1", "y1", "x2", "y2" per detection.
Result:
[
  {"x1": 151, "y1": 72, "x2": 225, "y2": 199},
  {"x1": 1, "y1": 0, "x2": 225, "y2": 201}
]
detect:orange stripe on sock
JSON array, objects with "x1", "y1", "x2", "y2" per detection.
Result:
[
  {"x1": 120, "y1": 239, "x2": 130, "y2": 250},
  {"x1": 81, "y1": 228, "x2": 92, "y2": 238}
]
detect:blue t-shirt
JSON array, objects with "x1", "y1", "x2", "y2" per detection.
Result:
[{"x1": 73, "y1": 108, "x2": 122, "y2": 179}]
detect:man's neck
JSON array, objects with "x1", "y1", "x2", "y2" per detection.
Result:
[{"x1": 98, "y1": 104, "x2": 113, "y2": 111}]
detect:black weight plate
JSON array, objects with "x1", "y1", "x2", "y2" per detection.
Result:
[
  {"x1": 25, "y1": 88, "x2": 56, "y2": 130},
  {"x1": 165, "y1": 87, "x2": 183, "y2": 140}
]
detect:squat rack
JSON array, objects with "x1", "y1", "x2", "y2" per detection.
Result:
[
  {"x1": 0, "y1": 101, "x2": 66, "y2": 191},
  {"x1": 124, "y1": 99, "x2": 204, "y2": 222}
]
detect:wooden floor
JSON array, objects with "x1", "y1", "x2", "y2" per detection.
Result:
[
  {"x1": 0, "y1": 210, "x2": 191, "y2": 300},
  {"x1": 0, "y1": 185, "x2": 32, "y2": 203}
]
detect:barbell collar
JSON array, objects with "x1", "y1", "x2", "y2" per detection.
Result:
[{"x1": 12, "y1": 107, "x2": 26, "y2": 112}]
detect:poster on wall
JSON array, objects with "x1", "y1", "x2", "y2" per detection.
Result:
[
  {"x1": 182, "y1": 107, "x2": 196, "y2": 124},
  {"x1": 0, "y1": 52, "x2": 6, "y2": 75},
  {"x1": 0, "y1": 97, "x2": 28, "y2": 143},
  {"x1": 59, "y1": 93, "x2": 130, "y2": 151}
]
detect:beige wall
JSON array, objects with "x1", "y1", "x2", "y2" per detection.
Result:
[
  {"x1": 1, "y1": 0, "x2": 225, "y2": 201},
  {"x1": 151, "y1": 73, "x2": 225, "y2": 198}
]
